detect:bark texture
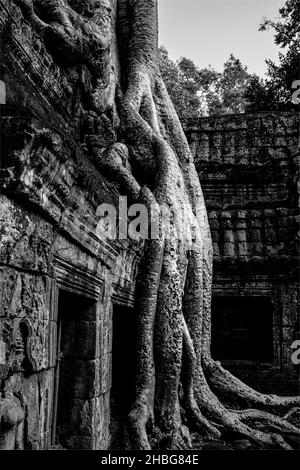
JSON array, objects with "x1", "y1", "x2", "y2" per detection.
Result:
[{"x1": 14, "y1": 0, "x2": 300, "y2": 449}]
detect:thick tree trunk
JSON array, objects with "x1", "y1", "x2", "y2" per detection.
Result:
[{"x1": 15, "y1": 0, "x2": 300, "y2": 450}]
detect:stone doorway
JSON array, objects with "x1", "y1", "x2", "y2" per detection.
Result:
[
  {"x1": 109, "y1": 305, "x2": 137, "y2": 449},
  {"x1": 51, "y1": 290, "x2": 96, "y2": 449},
  {"x1": 211, "y1": 296, "x2": 274, "y2": 362}
]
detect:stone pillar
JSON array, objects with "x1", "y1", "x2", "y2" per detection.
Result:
[
  {"x1": 221, "y1": 212, "x2": 235, "y2": 258},
  {"x1": 236, "y1": 211, "x2": 248, "y2": 258}
]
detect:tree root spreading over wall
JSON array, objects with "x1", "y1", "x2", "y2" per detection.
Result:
[{"x1": 14, "y1": 0, "x2": 300, "y2": 450}]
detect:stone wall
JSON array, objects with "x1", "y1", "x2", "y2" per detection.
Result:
[
  {"x1": 185, "y1": 113, "x2": 300, "y2": 394},
  {"x1": 0, "y1": 0, "x2": 299, "y2": 451},
  {"x1": 0, "y1": 0, "x2": 139, "y2": 450}
]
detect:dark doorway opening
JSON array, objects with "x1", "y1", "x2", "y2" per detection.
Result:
[
  {"x1": 211, "y1": 296, "x2": 273, "y2": 362},
  {"x1": 110, "y1": 305, "x2": 137, "y2": 449},
  {"x1": 52, "y1": 290, "x2": 96, "y2": 449}
]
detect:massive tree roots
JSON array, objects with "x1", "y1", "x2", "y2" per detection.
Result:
[{"x1": 14, "y1": 0, "x2": 300, "y2": 450}]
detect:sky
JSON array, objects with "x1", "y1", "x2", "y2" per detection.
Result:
[{"x1": 158, "y1": 0, "x2": 286, "y2": 78}]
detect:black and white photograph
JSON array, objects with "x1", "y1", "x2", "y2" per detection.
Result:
[{"x1": 0, "y1": 0, "x2": 299, "y2": 457}]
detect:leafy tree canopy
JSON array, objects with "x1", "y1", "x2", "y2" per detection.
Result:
[
  {"x1": 159, "y1": 48, "x2": 255, "y2": 120},
  {"x1": 259, "y1": 0, "x2": 300, "y2": 109},
  {"x1": 159, "y1": 0, "x2": 299, "y2": 119}
]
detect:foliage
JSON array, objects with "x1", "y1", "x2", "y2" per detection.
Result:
[
  {"x1": 158, "y1": 46, "x2": 202, "y2": 120},
  {"x1": 159, "y1": 48, "x2": 256, "y2": 119},
  {"x1": 159, "y1": 0, "x2": 299, "y2": 117},
  {"x1": 259, "y1": 0, "x2": 300, "y2": 109}
]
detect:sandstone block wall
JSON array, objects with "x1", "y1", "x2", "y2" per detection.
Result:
[
  {"x1": 0, "y1": 0, "x2": 139, "y2": 450},
  {"x1": 0, "y1": 0, "x2": 299, "y2": 450},
  {"x1": 185, "y1": 113, "x2": 300, "y2": 393}
]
